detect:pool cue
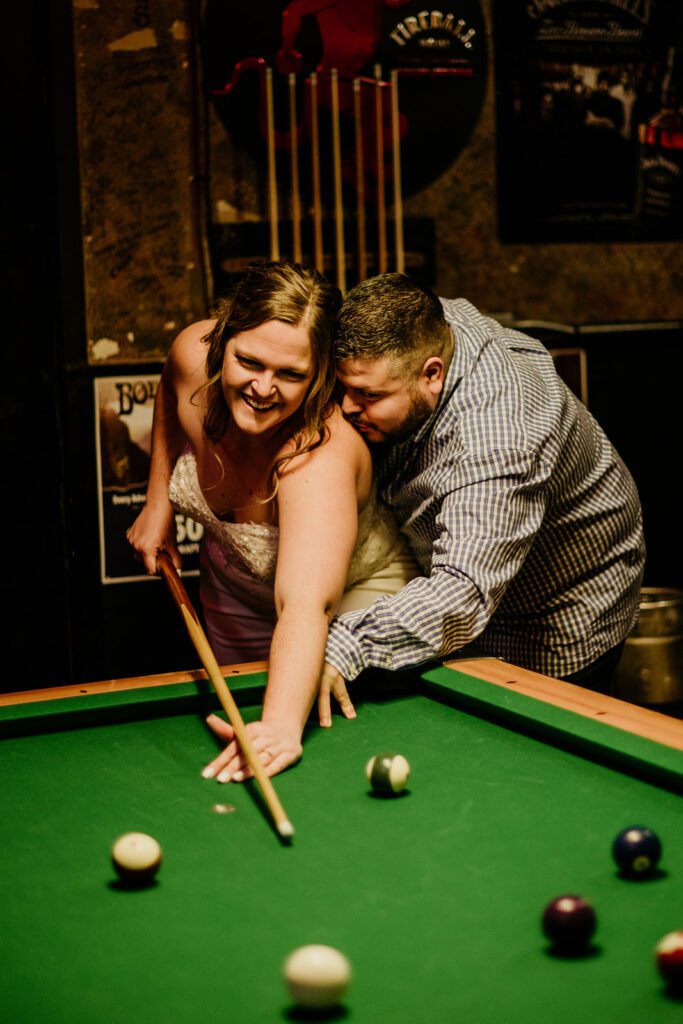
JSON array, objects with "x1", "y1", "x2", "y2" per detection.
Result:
[
  {"x1": 288, "y1": 72, "x2": 302, "y2": 263},
  {"x1": 156, "y1": 551, "x2": 295, "y2": 840},
  {"x1": 265, "y1": 66, "x2": 280, "y2": 260},
  {"x1": 353, "y1": 78, "x2": 367, "y2": 282},
  {"x1": 390, "y1": 70, "x2": 405, "y2": 274},
  {"x1": 373, "y1": 66, "x2": 387, "y2": 274},
  {"x1": 330, "y1": 68, "x2": 346, "y2": 293},
  {"x1": 309, "y1": 73, "x2": 324, "y2": 272}
]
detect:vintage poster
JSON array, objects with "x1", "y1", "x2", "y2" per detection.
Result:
[
  {"x1": 493, "y1": 0, "x2": 683, "y2": 242},
  {"x1": 94, "y1": 375, "x2": 203, "y2": 584}
]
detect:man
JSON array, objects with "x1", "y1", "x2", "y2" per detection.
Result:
[{"x1": 320, "y1": 274, "x2": 644, "y2": 722}]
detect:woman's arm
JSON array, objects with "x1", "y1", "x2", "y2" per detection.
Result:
[
  {"x1": 202, "y1": 415, "x2": 368, "y2": 780},
  {"x1": 127, "y1": 321, "x2": 212, "y2": 574}
]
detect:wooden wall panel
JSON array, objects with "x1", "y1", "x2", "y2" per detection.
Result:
[{"x1": 72, "y1": 0, "x2": 208, "y2": 364}]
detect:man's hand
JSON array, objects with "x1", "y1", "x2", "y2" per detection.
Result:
[
  {"x1": 201, "y1": 715, "x2": 303, "y2": 781},
  {"x1": 318, "y1": 662, "x2": 356, "y2": 728}
]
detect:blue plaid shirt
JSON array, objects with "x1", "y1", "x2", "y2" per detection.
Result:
[{"x1": 326, "y1": 298, "x2": 645, "y2": 680}]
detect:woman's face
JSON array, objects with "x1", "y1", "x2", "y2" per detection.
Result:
[{"x1": 221, "y1": 319, "x2": 314, "y2": 437}]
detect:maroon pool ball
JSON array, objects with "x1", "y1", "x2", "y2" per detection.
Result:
[{"x1": 542, "y1": 895, "x2": 597, "y2": 953}]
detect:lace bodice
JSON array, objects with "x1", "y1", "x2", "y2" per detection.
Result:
[{"x1": 169, "y1": 450, "x2": 404, "y2": 586}]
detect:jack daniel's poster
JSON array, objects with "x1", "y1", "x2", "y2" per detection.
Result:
[
  {"x1": 94, "y1": 376, "x2": 203, "y2": 584},
  {"x1": 493, "y1": 0, "x2": 683, "y2": 242}
]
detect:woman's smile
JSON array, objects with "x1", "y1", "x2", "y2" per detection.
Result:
[{"x1": 222, "y1": 320, "x2": 314, "y2": 434}]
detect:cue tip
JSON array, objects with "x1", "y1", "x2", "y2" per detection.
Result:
[{"x1": 278, "y1": 820, "x2": 295, "y2": 839}]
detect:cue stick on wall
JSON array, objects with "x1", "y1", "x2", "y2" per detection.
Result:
[
  {"x1": 288, "y1": 73, "x2": 302, "y2": 263},
  {"x1": 353, "y1": 78, "x2": 367, "y2": 283},
  {"x1": 373, "y1": 65, "x2": 387, "y2": 274},
  {"x1": 390, "y1": 70, "x2": 405, "y2": 275},
  {"x1": 330, "y1": 68, "x2": 346, "y2": 293},
  {"x1": 265, "y1": 66, "x2": 280, "y2": 260},
  {"x1": 309, "y1": 73, "x2": 324, "y2": 272},
  {"x1": 156, "y1": 551, "x2": 295, "y2": 840}
]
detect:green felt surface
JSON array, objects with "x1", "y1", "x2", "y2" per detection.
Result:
[{"x1": 1, "y1": 670, "x2": 683, "y2": 1023}]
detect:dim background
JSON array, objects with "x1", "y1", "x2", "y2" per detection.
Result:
[{"x1": 4, "y1": 0, "x2": 681, "y2": 691}]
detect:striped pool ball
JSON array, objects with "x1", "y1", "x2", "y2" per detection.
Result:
[
  {"x1": 655, "y1": 931, "x2": 683, "y2": 991},
  {"x1": 365, "y1": 753, "x2": 410, "y2": 795}
]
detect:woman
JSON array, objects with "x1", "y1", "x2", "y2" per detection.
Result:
[{"x1": 127, "y1": 261, "x2": 416, "y2": 781}]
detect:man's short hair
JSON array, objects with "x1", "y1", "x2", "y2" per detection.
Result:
[{"x1": 335, "y1": 273, "x2": 451, "y2": 376}]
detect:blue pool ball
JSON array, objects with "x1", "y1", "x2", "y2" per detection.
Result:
[{"x1": 612, "y1": 826, "x2": 662, "y2": 878}]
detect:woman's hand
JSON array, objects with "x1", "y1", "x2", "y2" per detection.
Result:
[
  {"x1": 201, "y1": 715, "x2": 303, "y2": 781},
  {"x1": 318, "y1": 662, "x2": 356, "y2": 728},
  {"x1": 126, "y1": 504, "x2": 180, "y2": 575}
]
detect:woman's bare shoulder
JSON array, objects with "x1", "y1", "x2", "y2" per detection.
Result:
[
  {"x1": 167, "y1": 319, "x2": 216, "y2": 382},
  {"x1": 278, "y1": 406, "x2": 371, "y2": 486},
  {"x1": 325, "y1": 406, "x2": 370, "y2": 458}
]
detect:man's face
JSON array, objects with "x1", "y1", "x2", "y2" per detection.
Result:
[{"x1": 336, "y1": 355, "x2": 435, "y2": 443}]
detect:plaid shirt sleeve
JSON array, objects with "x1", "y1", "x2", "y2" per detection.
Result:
[{"x1": 325, "y1": 447, "x2": 551, "y2": 680}]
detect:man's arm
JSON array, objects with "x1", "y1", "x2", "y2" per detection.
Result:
[{"x1": 325, "y1": 447, "x2": 550, "y2": 680}]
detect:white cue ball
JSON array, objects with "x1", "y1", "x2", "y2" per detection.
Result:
[
  {"x1": 365, "y1": 752, "x2": 411, "y2": 795},
  {"x1": 283, "y1": 944, "x2": 351, "y2": 1010},
  {"x1": 111, "y1": 832, "x2": 162, "y2": 886}
]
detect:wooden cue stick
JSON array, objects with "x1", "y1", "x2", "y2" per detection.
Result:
[
  {"x1": 390, "y1": 70, "x2": 405, "y2": 274},
  {"x1": 309, "y1": 73, "x2": 324, "y2": 272},
  {"x1": 330, "y1": 68, "x2": 346, "y2": 293},
  {"x1": 288, "y1": 72, "x2": 302, "y2": 263},
  {"x1": 353, "y1": 78, "x2": 367, "y2": 282},
  {"x1": 265, "y1": 66, "x2": 280, "y2": 260},
  {"x1": 373, "y1": 65, "x2": 387, "y2": 274},
  {"x1": 156, "y1": 551, "x2": 294, "y2": 839}
]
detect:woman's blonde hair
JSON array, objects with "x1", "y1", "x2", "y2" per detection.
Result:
[{"x1": 201, "y1": 260, "x2": 341, "y2": 499}]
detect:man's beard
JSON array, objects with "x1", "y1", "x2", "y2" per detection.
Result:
[{"x1": 350, "y1": 386, "x2": 433, "y2": 444}]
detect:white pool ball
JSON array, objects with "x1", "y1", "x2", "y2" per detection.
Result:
[
  {"x1": 283, "y1": 944, "x2": 351, "y2": 1009},
  {"x1": 111, "y1": 832, "x2": 162, "y2": 886}
]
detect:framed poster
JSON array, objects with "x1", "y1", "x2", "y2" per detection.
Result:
[
  {"x1": 493, "y1": 0, "x2": 683, "y2": 242},
  {"x1": 94, "y1": 375, "x2": 203, "y2": 584}
]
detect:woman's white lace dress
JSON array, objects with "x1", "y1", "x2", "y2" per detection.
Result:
[{"x1": 169, "y1": 450, "x2": 418, "y2": 663}]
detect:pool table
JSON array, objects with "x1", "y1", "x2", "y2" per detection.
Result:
[{"x1": 2, "y1": 657, "x2": 683, "y2": 1023}]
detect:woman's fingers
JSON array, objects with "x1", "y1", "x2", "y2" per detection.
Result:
[
  {"x1": 201, "y1": 720, "x2": 299, "y2": 782},
  {"x1": 205, "y1": 714, "x2": 235, "y2": 741}
]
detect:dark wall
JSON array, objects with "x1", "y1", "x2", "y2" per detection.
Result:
[
  {"x1": 522, "y1": 321, "x2": 682, "y2": 589},
  {"x1": 577, "y1": 324, "x2": 682, "y2": 589},
  {"x1": 2, "y1": 0, "x2": 202, "y2": 692},
  {"x1": 3, "y1": 1, "x2": 70, "y2": 688}
]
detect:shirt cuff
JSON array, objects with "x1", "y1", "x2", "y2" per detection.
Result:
[{"x1": 325, "y1": 618, "x2": 368, "y2": 681}]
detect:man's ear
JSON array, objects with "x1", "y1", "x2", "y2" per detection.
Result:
[{"x1": 420, "y1": 356, "x2": 445, "y2": 397}]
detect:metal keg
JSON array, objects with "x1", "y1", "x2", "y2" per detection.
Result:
[{"x1": 613, "y1": 587, "x2": 683, "y2": 704}]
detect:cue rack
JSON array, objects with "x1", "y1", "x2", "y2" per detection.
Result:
[{"x1": 210, "y1": 59, "x2": 472, "y2": 292}]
